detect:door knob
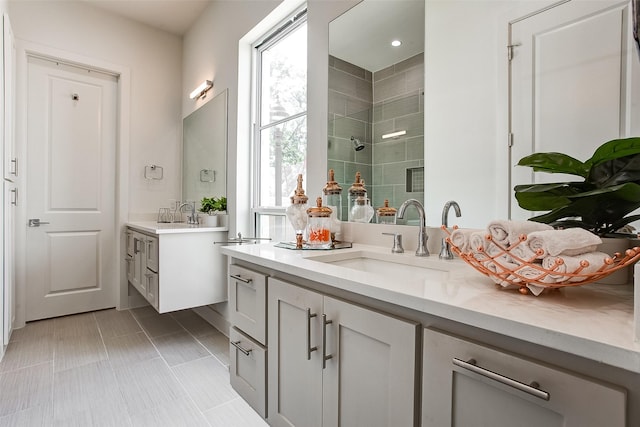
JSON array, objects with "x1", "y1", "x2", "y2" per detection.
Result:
[{"x1": 28, "y1": 218, "x2": 50, "y2": 227}]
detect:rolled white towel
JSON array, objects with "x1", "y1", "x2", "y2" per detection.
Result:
[
  {"x1": 526, "y1": 228, "x2": 602, "y2": 258},
  {"x1": 449, "y1": 228, "x2": 476, "y2": 253},
  {"x1": 541, "y1": 251, "x2": 610, "y2": 282},
  {"x1": 487, "y1": 220, "x2": 553, "y2": 247},
  {"x1": 469, "y1": 232, "x2": 490, "y2": 253}
]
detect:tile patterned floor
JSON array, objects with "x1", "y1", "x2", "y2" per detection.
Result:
[{"x1": 0, "y1": 308, "x2": 268, "y2": 427}]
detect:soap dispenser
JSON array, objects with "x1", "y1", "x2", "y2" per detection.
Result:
[{"x1": 285, "y1": 174, "x2": 309, "y2": 249}]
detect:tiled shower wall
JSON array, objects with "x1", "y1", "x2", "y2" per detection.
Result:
[{"x1": 328, "y1": 53, "x2": 424, "y2": 222}]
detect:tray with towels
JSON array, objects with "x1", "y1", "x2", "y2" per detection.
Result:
[{"x1": 444, "y1": 220, "x2": 640, "y2": 295}]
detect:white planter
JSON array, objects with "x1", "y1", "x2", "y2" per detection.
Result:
[
  {"x1": 201, "y1": 214, "x2": 219, "y2": 227},
  {"x1": 597, "y1": 237, "x2": 634, "y2": 285}
]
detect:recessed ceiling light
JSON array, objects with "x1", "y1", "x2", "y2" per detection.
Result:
[{"x1": 391, "y1": 40, "x2": 402, "y2": 47}]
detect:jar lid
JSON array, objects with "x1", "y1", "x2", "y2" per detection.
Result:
[
  {"x1": 307, "y1": 197, "x2": 332, "y2": 217},
  {"x1": 290, "y1": 174, "x2": 308, "y2": 205},
  {"x1": 348, "y1": 171, "x2": 367, "y2": 196},
  {"x1": 377, "y1": 199, "x2": 397, "y2": 216},
  {"x1": 323, "y1": 169, "x2": 342, "y2": 195}
]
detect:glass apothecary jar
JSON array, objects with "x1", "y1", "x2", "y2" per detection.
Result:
[
  {"x1": 350, "y1": 195, "x2": 374, "y2": 223},
  {"x1": 347, "y1": 172, "x2": 368, "y2": 222},
  {"x1": 306, "y1": 197, "x2": 332, "y2": 249},
  {"x1": 285, "y1": 174, "x2": 308, "y2": 249},
  {"x1": 323, "y1": 169, "x2": 343, "y2": 240},
  {"x1": 376, "y1": 199, "x2": 397, "y2": 224}
]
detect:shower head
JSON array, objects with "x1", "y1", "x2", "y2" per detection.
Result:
[{"x1": 351, "y1": 136, "x2": 365, "y2": 151}]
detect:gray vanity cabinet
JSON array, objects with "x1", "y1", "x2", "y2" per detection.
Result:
[
  {"x1": 422, "y1": 328, "x2": 626, "y2": 427},
  {"x1": 267, "y1": 277, "x2": 419, "y2": 427}
]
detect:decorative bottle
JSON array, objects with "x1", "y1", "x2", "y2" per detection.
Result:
[{"x1": 285, "y1": 174, "x2": 308, "y2": 249}]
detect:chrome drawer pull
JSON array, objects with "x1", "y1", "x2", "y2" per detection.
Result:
[
  {"x1": 307, "y1": 308, "x2": 318, "y2": 360},
  {"x1": 231, "y1": 340, "x2": 253, "y2": 356},
  {"x1": 453, "y1": 358, "x2": 550, "y2": 401},
  {"x1": 322, "y1": 314, "x2": 333, "y2": 369},
  {"x1": 230, "y1": 274, "x2": 253, "y2": 284}
]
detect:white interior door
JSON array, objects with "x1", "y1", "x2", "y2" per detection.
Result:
[
  {"x1": 25, "y1": 56, "x2": 117, "y2": 321},
  {"x1": 509, "y1": 0, "x2": 640, "y2": 219}
]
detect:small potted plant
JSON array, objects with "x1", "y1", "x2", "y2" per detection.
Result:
[{"x1": 199, "y1": 196, "x2": 227, "y2": 226}]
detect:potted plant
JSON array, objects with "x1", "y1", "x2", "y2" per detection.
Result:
[
  {"x1": 199, "y1": 196, "x2": 227, "y2": 226},
  {"x1": 514, "y1": 137, "x2": 640, "y2": 236},
  {"x1": 514, "y1": 137, "x2": 640, "y2": 283}
]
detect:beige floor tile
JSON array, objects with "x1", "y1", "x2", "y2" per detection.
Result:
[
  {"x1": 53, "y1": 360, "x2": 127, "y2": 423},
  {"x1": 0, "y1": 335, "x2": 54, "y2": 373},
  {"x1": 172, "y1": 356, "x2": 238, "y2": 412},
  {"x1": 103, "y1": 331, "x2": 159, "y2": 368},
  {"x1": 0, "y1": 403, "x2": 54, "y2": 427},
  {"x1": 151, "y1": 330, "x2": 210, "y2": 367},
  {"x1": 197, "y1": 330, "x2": 230, "y2": 366},
  {"x1": 113, "y1": 357, "x2": 187, "y2": 417},
  {"x1": 129, "y1": 396, "x2": 209, "y2": 427},
  {"x1": 136, "y1": 312, "x2": 184, "y2": 338},
  {"x1": 54, "y1": 332, "x2": 108, "y2": 373},
  {"x1": 171, "y1": 310, "x2": 218, "y2": 337},
  {"x1": 9, "y1": 319, "x2": 54, "y2": 343},
  {"x1": 203, "y1": 397, "x2": 269, "y2": 427},
  {"x1": 0, "y1": 362, "x2": 53, "y2": 418},
  {"x1": 94, "y1": 308, "x2": 141, "y2": 339},
  {"x1": 53, "y1": 312, "x2": 100, "y2": 339}
]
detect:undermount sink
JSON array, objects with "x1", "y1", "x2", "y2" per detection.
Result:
[{"x1": 305, "y1": 250, "x2": 454, "y2": 282}]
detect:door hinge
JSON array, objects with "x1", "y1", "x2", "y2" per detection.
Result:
[
  {"x1": 507, "y1": 43, "x2": 521, "y2": 61},
  {"x1": 508, "y1": 133, "x2": 514, "y2": 147}
]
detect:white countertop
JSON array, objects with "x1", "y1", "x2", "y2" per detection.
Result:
[
  {"x1": 127, "y1": 221, "x2": 228, "y2": 235},
  {"x1": 221, "y1": 243, "x2": 640, "y2": 374}
]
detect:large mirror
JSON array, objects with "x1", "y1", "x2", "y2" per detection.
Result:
[
  {"x1": 328, "y1": 0, "x2": 424, "y2": 222},
  {"x1": 182, "y1": 89, "x2": 228, "y2": 208}
]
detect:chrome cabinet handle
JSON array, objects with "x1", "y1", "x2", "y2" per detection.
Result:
[
  {"x1": 133, "y1": 238, "x2": 141, "y2": 254},
  {"x1": 452, "y1": 358, "x2": 550, "y2": 401},
  {"x1": 306, "y1": 308, "x2": 318, "y2": 360},
  {"x1": 231, "y1": 340, "x2": 253, "y2": 356},
  {"x1": 322, "y1": 314, "x2": 333, "y2": 369},
  {"x1": 10, "y1": 188, "x2": 18, "y2": 206},
  {"x1": 10, "y1": 158, "x2": 17, "y2": 176},
  {"x1": 230, "y1": 274, "x2": 253, "y2": 284},
  {"x1": 28, "y1": 218, "x2": 49, "y2": 227}
]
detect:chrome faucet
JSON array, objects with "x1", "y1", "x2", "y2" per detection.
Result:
[
  {"x1": 397, "y1": 199, "x2": 429, "y2": 256},
  {"x1": 178, "y1": 201, "x2": 198, "y2": 225},
  {"x1": 439, "y1": 200, "x2": 461, "y2": 259}
]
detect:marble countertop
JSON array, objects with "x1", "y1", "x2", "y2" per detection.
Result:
[
  {"x1": 221, "y1": 243, "x2": 640, "y2": 374},
  {"x1": 127, "y1": 221, "x2": 228, "y2": 235}
]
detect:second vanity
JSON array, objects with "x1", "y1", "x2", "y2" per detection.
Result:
[
  {"x1": 126, "y1": 222, "x2": 228, "y2": 313},
  {"x1": 221, "y1": 242, "x2": 640, "y2": 427}
]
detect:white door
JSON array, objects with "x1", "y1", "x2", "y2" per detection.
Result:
[
  {"x1": 25, "y1": 56, "x2": 117, "y2": 321},
  {"x1": 509, "y1": 0, "x2": 640, "y2": 219}
]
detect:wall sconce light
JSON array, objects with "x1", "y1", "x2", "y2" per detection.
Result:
[
  {"x1": 189, "y1": 80, "x2": 213, "y2": 100},
  {"x1": 382, "y1": 130, "x2": 407, "y2": 139}
]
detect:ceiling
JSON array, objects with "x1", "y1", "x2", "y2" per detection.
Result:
[{"x1": 80, "y1": 0, "x2": 212, "y2": 36}]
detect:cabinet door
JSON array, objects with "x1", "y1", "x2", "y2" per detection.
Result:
[
  {"x1": 267, "y1": 278, "x2": 323, "y2": 427},
  {"x1": 322, "y1": 297, "x2": 418, "y2": 427},
  {"x1": 229, "y1": 264, "x2": 267, "y2": 345},
  {"x1": 130, "y1": 233, "x2": 145, "y2": 295},
  {"x1": 422, "y1": 328, "x2": 626, "y2": 427},
  {"x1": 229, "y1": 327, "x2": 267, "y2": 418}
]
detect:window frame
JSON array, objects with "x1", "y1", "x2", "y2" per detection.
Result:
[{"x1": 250, "y1": 7, "x2": 308, "y2": 239}]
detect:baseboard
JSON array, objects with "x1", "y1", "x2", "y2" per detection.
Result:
[{"x1": 192, "y1": 305, "x2": 230, "y2": 337}]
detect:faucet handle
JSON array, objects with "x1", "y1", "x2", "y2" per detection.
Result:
[{"x1": 382, "y1": 232, "x2": 404, "y2": 254}]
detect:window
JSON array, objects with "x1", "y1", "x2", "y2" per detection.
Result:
[{"x1": 252, "y1": 9, "x2": 307, "y2": 241}]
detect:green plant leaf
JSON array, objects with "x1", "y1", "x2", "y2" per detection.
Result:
[
  {"x1": 587, "y1": 137, "x2": 640, "y2": 167},
  {"x1": 514, "y1": 182, "x2": 587, "y2": 211},
  {"x1": 567, "y1": 182, "x2": 640, "y2": 202},
  {"x1": 517, "y1": 152, "x2": 589, "y2": 177},
  {"x1": 587, "y1": 154, "x2": 640, "y2": 187}
]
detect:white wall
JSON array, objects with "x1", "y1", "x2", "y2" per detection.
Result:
[{"x1": 9, "y1": 0, "x2": 184, "y2": 219}]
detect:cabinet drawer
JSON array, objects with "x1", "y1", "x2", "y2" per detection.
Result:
[
  {"x1": 422, "y1": 328, "x2": 626, "y2": 427},
  {"x1": 229, "y1": 265, "x2": 267, "y2": 345},
  {"x1": 229, "y1": 327, "x2": 267, "y2": 418},
  {"x1": 145, "y1": 236, "x2": 159, "y2": 273}
]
